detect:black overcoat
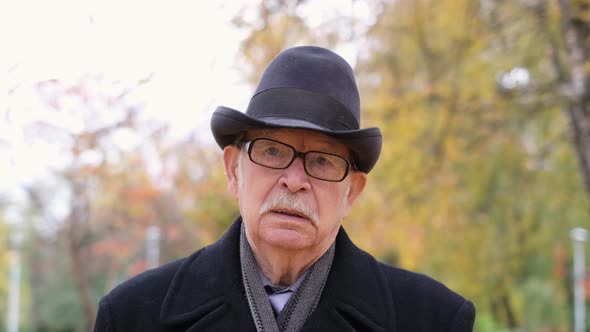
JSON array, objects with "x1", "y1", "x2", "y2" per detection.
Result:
[{"x1": 95, "y1": 218, "x2": 475, "y2": 331}]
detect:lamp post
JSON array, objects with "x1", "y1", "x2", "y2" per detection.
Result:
[
  {"x1": 571, "y1": 227, "x2": 588, "y2": 332},
  {"x1": 6, "y1": 226, "x2": 24, "y2": 332},
  {"x1": 145, "y1": 225, "x2": 161, "y2": 269}
]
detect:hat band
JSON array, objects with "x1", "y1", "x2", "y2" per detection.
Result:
[{"x1": 245, "y1": 88, "x2": 360, "y2": 131}]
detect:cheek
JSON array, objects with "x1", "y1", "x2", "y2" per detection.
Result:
[
  {"x1": 317, "y1": 185, "x2": 351, "y2": 220},
  {"x1": 237, "y1": 169, "x2": 270, "y2": 215},
  {"x1": 238, "y1": 189, "x2": 259, "y2": 227}
]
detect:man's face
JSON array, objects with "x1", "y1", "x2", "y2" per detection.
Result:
[{"x1": 223, "y1": 128, "x2": 367, "y2": 257}]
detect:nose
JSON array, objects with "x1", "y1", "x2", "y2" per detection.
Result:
[{"x1": 278, "y1": 157, "x2": 311, "y2": 192}]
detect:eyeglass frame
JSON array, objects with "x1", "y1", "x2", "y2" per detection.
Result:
[{"x1": 239, "y1": 137, "x2": 355, "y2": 182}]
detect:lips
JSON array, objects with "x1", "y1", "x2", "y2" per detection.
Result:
[
  {"x1": 271, "y1": 208, "x2": 308, "y2": 220},
  {"x1": 259, "y1": 194, "x2": 320, "y2": 226}
]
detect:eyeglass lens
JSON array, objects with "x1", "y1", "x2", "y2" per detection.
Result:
[{"x1": 247, "y1": 138, "x2": 349, "y2": 182}]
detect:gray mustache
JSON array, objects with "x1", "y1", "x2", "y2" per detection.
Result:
[{"x1": 260, "y1": 193, "x2": 320, "y2": 226}]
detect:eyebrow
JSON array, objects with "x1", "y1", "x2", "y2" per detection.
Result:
[
  {"x1": 248, "y1": 130, "x2": 347, "y2": 156},
  {"x1": 244, "y1": 129, "x2": 275, "y2": 140},
  {"x1": 319, "y1": 142, "x2": 340, "y2": 155}
]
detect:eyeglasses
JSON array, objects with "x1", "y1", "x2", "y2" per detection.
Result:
[{"x1": 243, "y1": 138, "x2": 351, "y2": 182}]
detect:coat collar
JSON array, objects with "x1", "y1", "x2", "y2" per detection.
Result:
[{"x1": 160, "y1": 217, "x2": 397, "y2": 331}]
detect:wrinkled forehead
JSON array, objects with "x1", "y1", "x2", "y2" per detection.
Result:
[{"x1": 243, "y1": 128, "x2": 351, "y2": 156}]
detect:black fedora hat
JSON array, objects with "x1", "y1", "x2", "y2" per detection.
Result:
[{"x1": 210, "y1": 46, "x2": 382, "y2": 173}]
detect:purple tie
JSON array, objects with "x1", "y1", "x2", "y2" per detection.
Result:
[{"x1": 265, "y1": 285, "x2": 293, "y2": 316}]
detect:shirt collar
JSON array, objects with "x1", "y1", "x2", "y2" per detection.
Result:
[{"x1": 260, "y1": 269, "x2": 309, "y2": 294}]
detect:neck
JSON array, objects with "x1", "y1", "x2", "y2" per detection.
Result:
[{"x1": 250, "y1": 243, "x2": 327, "y2": 287}]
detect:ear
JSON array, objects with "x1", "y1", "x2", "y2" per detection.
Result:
[
  {"x1": 223, "y1": 145, "x2": 240, "y2": 199},
  {"x1": 345, "y1": 171, "x2": 367, "y2": 208}
]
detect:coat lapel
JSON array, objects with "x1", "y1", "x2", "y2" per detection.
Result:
[
  {"x1": 302, "y1": 228, "x2": 398, "y2": 332},
  {"x1": 159, "y1": 219, "x2": 256, "y2": 331}
]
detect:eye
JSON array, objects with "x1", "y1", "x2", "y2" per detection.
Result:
[
  {"x1": 254, "y1": 141, "x2": 288, "y2": 160},
  {"x1": 315, "y1": 155, "x2": 331, "y2": 166},
  {"x1": 265, "y1": 146, "x2": 281, "y2": 156},
  {"x1": 311, "y1": 154, "x2": 337, "y2": 168}
]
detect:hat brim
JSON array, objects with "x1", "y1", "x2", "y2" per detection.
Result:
[{"x1": 211, "y1": 106, "x2": 382, "y2": 173}]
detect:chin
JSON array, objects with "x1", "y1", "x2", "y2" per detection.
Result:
[{"x1": 261, "y1": 228, "x2": 314, "y2": 251}]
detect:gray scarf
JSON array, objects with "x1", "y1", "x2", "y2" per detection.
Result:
[{"x1": 240, "y1": 224, "x2": 335, "y2": 332}]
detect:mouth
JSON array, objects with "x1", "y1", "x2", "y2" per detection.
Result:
[{"x1": 271, "y1": 208, "x2": 309, "y2": 220}]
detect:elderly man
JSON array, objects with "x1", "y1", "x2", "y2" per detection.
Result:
[{"x1": 94, "y1": 46, "x2": 475, "y2": 331}]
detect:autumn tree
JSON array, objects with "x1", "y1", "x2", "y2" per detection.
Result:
[
  {"x1": 235, "y1": 0, "x2": 590, "y2": 330},
  {"x1": 358, "y1": 0, "x2": 587, "y2": 330}
]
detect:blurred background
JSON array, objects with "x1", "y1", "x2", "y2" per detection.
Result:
[{"x1": 2, "y1": 0, "x2": 590, "y2": 331}]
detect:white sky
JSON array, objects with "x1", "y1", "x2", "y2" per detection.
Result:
[
  {"x1": 2, "y1": 1, "x2": 254, "y2": 218},
  {"x1": 0, "y1": 0, "x2": 373, "y2": 225},
  {"x1": 2, "y1": 0, "x2": 254, "y2": 134}
]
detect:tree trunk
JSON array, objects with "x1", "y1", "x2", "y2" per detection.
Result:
[
  {"x1": 557, "y1": 0, "x2": 590, "y2": 201},
  {"x1": 66, "y1": 178, "x2": 96, "y2": 331},
  {"x1": 68, "y1": 234, "x2": 96, "y2": 331}
]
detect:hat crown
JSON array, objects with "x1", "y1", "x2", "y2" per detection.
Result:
[
  {"x1": 250, "y1": 46, "x2": 361, "y2": 128},
  {"x1": 210, "y1": 46, "x2": 382, "y2": 173}
]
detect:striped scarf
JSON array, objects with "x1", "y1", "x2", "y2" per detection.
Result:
[{"x1": 240, "y1": 224, "x2": 335, "y2": 332}]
